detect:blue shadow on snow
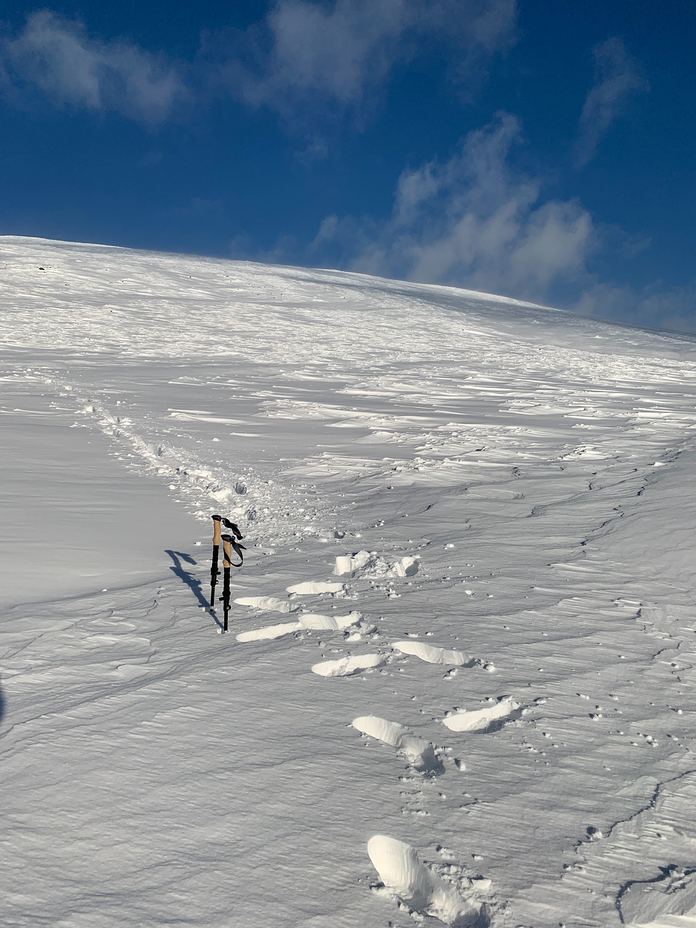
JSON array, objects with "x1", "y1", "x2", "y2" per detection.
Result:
[{"x1": 165, "y1": 549, "x2": 223, "y2": 631}]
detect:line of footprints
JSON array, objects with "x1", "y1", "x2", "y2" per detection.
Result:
[{"x1": 234, "y1": 552, "x2": 526, "y2": 927}]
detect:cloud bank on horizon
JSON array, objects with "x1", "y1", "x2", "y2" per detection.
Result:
[{"x1": 0, "y1": 1, "x2": 694, "y2": 334}]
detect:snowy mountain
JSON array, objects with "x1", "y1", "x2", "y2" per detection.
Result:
[{"x1": 2, "y1": 236, "x2": 696, "y2": 928}]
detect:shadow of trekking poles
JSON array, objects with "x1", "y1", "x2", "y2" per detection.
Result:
[{"x1": 165, "y1": 549, "x2": 223, "y2": 631}]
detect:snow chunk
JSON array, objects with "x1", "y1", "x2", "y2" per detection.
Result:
[
  {"x1": 234, "y1": 595, "x2": 299, "y2": 614},
  {"x1": 334, "y1": 550, "x2": 420, "y2": 578},
  {"x1": 286, "y1": 580, "x2": 345, "y2": 595},
  {"x1": 367, "y1": 834, "x2": 491, "y2": 926},
  {"x1": 353, "y1": 715, "x2": 443, "y2": 774},
  {"x1": 311, "y1": 653, "x2": 385, "y2": 677},
  {"x1": 443, "y1": 698, "x2": 521, "y2": 733},
  {"x1": 393, "y1": 640, "x2": 468, "y2": 666},
  {"x1": 236, "y1": 622, "x2": 300, "y2": 642},
  {"x1": 299, "y1": 611, "x2": 362, "y2": 630}
]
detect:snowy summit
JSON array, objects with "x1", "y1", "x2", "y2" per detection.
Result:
[{"x1": 2, "y1": 235, "x2": 696, "y2": 928}]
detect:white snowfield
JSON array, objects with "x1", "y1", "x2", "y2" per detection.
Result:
[{"x1": 2, "y1": 235, "x2": 696, "y2": 927}]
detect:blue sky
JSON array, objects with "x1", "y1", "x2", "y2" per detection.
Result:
[{"x1": 1, "y1": 1, "x2": 695, "y2": 332}]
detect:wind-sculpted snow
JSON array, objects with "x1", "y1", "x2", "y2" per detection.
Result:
[{"x1": 2, "y1": 236, "x2": 696, "y2": 926}]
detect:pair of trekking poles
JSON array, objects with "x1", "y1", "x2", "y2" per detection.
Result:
[{"x1": 210, "y1": 514, "x2": 245, "y2": 633}]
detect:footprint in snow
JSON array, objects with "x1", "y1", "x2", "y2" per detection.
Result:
[
  {"x1": 392, "y1": 640, "x2": 493, "y2": 671},
  {"x1": 312, "y1": 653, "x2": 386, "y2": 677},
  {"x1": 442, "y1": 697, "x2": 522, "y2": 733},
  {"x1": 299, "y1": 611, "x2": 362, "y2": 630},
  {"x1": 236, "y1": 622, "x2": 300, "y2": 642},
  {"x1": 234, "y1": 595, "x2": 299, "y2": 614},
  {"x1": 286, "y1": 581, "x2": 345, "y2": 595},
  {"x1": 353, "y1": 715, "x2": 444, "y2": 776},
  {"x1": 235, "y1": 611, "x2": 362, "y2": 643},
  {"x1": 367, "y1": 834, "x2": 492, "y2": 927}
]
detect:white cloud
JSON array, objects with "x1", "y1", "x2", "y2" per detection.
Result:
[
  {"x1": 221, "y1": 0, "x2": 517, "y2": 115},
  {"x1": 307, "y1": 115, "x2": 696, "y2": 333},
  {"x1": 1, "y1": 11, "x2": 187, "y2": 124},
  {"x1": 575, "y1": 37, "x2": 647, "y2": 167},
  {"x1": 1, "y1": 3, "x2": 516, "y2": 127},
  {"x1": 312, "y1": 113, "x2": 594, "y2": 303}
]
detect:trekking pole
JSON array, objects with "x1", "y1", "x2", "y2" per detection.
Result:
[
  {"x1": 221, "y1": 534, "x2": 233, "y2": 633},
  {"x1": 220, "y1": 532, "x2": 246, "y2": 634},
  {"x1": 210, "y1": 514, "x2": 223, "y2": 608}
]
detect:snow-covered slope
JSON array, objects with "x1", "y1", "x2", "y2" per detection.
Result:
[{"x1": 2, "y1": 236, "x2": 696, "y2": 928}]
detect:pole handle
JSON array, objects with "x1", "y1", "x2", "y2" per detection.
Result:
[
  {"x1": 222, "y1": 518, "x2": 244, "y2": 540},
  {"x1": 212, "y1": 514, "x2": 223, "y2": 546},
  {"x1": 222, "y1": 534, "x2": 234, "y2": 568},
  {"x1": 221, "y1": 533, "x2": 245, "y2": 568}
]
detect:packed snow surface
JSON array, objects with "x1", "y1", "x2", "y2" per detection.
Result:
[{"x1": 2, "y1": 236, "x2": 696, "y2": 927}]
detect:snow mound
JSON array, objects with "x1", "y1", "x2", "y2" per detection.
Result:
[
  {"x1": 287, "y1": 580, "x2": 345, "y2": 595},
  {"x1": 236, "y1": 622, "x2": 300, "y2": 642},
  {"x1": 367, "y1": 835, "x2": 491, "y2": 926},
  {"x1": 443, "y1": 698, "x2": 521, "y2": 733},
  {"x1": 234, "y1": 595, "x2": 299, "y2": 614},
  {"x1": 299, "y1": 610, "x2": 362, "y2": 630},
  {"x1": 393, "y1": 640, "x2": 469, "y2": 666},
  {"x1": 311, "y1": 653, "x2": 385, "y2": 677},
  {"x1": 353, "y1": 715, "x2": 443, "y2": 774},
  {"x1": 334, "y1": 550, "x2": 420, "y2": 578}
]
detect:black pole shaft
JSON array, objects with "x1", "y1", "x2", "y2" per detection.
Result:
[
  {"x1": 210, "y1": 543, "x2": 220, "y2": 607},
  {"x1": 223, "y1": 566, "x2": 231, "y2": 633}
]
